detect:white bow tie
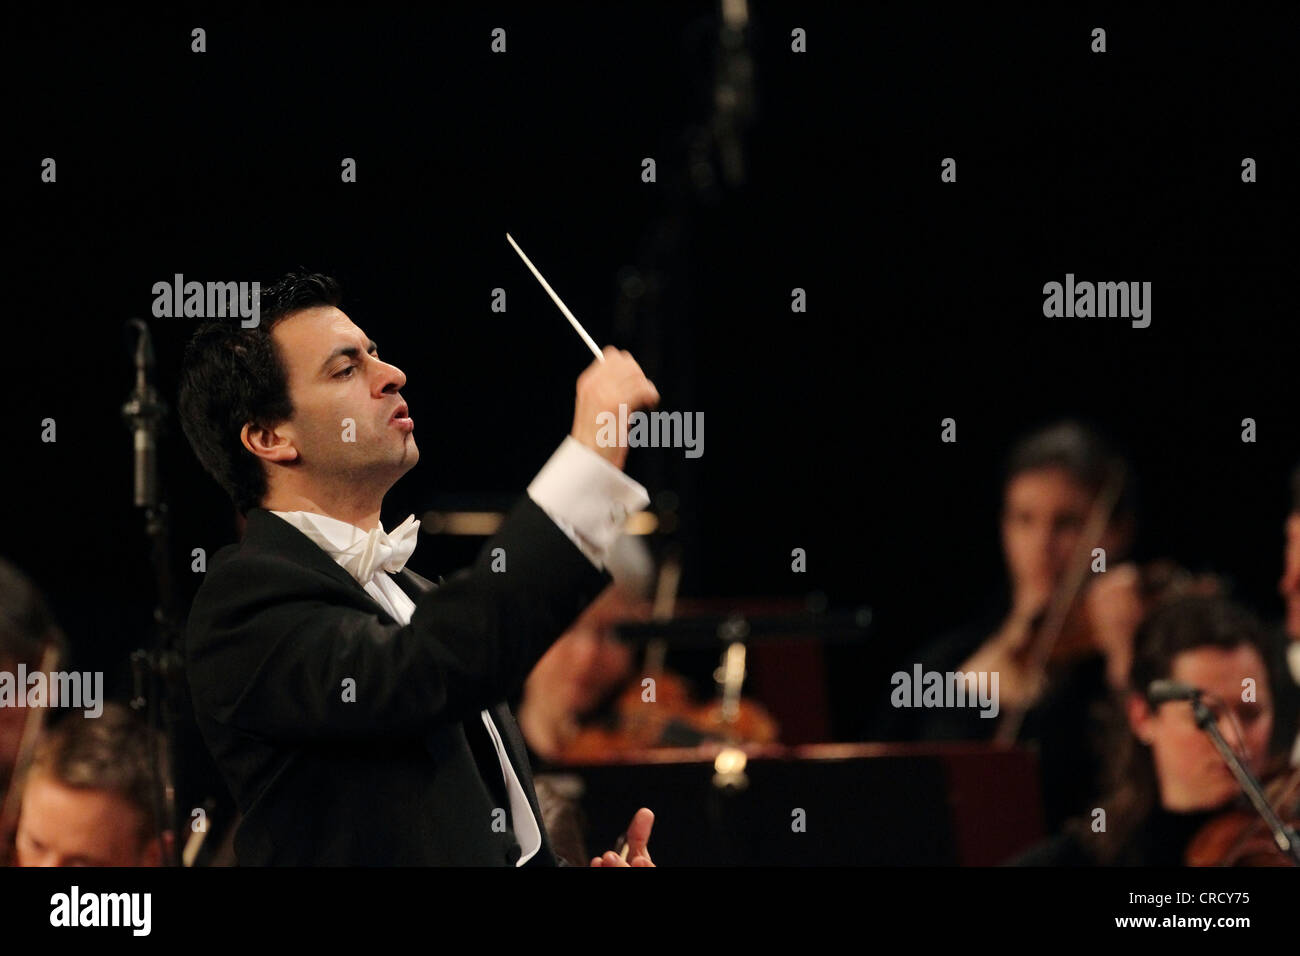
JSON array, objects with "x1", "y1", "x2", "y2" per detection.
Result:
[{"x1": 331, "y1": 514, "x2": 422, "y2": 584}]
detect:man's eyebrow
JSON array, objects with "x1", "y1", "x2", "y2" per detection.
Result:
[{"x1": 319, "y1": 339, "x2": 379, "y2": 374}]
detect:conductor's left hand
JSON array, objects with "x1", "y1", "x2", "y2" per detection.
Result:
[{"x1": 590, "y1": 807, "x2": 655, "y2": 867}]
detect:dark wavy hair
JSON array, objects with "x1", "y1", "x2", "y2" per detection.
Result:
[{"x1": 178, "y1": 272, "x2": 342, "y2": 513}]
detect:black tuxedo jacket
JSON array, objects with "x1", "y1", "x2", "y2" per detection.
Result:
[{"x1": 184, "y1": 497, "x2": 609, "y2": 865}]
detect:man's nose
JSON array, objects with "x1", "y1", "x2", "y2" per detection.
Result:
[{"x1": 372, "y1": 358, "x2": 407, "y2": 394}]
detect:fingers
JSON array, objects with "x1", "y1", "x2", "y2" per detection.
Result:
[
  {"x1": 570, "y1": 346, "x2": 660, "y2": 468},
  {"x1": 577, "y1": 348, "x2": 656, "y2": 400},
  {"x1": 590, "y1": 809, "x2": 656, "y2": 868},
  {"x1": 612, "y1": 353, "x2": 658, "y2": 410},
  {"x1": 625, "y1": 807, "x2": 654, "y2": 857},
  {"x1": 590, "y1": 846, "x2": 654, "y2": 867}
]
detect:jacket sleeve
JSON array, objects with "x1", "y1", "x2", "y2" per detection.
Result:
[{"x1": 185, "y1": 497, "x2": 610, "y2": 744}]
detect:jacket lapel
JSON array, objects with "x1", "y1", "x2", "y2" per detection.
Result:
[
  {"x1": 393, "y1": 566, "x2": 437, "y2": 601},
  {"x1": 488, "y1": 703, "x2": 545, "y2": 803}
]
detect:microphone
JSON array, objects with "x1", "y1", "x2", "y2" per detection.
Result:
[
  {"x1": 1146, "y1": 679, "x2": 1202, "y2": 705},
  {"x1": 121, "y1": 319, "x2": 167, "y2": 509},
  {"x1": 1148, "y1": 676, "x2": 1300, "y2": 863}
]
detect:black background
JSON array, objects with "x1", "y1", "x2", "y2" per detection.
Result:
[{"x1": 5, "y1": 5, "x2": 1296, "y2": 746}]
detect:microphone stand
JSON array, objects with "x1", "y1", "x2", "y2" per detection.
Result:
[
  {"x1": 1191, "y1": 694, "x2": 1300, "y2": 865},
  {"x1": 121, "y1": 318, "x2": 184, "y2": 867}
]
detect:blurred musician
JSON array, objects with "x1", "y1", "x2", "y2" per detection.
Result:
[
  {"x1": 1013, "y1": 595, "x2": 1276, "y2": 865},
  {"x1": 519, "y1": 532, "x2": 780, "y2": 766},
  {"x1": 882, "y1": 421, "x2": 1140, "y2": 828},
  {"x1": 14, "y1": 703, "x2": 169, "y2": 867},
  {"x1": 517, "y1": 534, "x2": 652, "y2": 763},
  {"x1": 0, "y1": 557, "x2": 68, "y2": 863}
]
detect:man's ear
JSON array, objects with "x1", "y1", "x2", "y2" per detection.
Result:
[{"x1": 241, "y1": 421, "x2": 298, "y2": 463}]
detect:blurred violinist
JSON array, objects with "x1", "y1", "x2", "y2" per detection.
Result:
[
  {"x1": 519, "y1": 534, "x2": 780, "y2": 766},
  {"x1": 517, "y1": 534, "x2": 653, "y2": 763},
  {"x1": 881, "y1": 420, "x2": 1228, "y2": 828},
  {"x1": 881, "y1": 421, "x2": 1139, "y2": 828},
  {"x1": 948, "y1": 421, "x2": 1137, "y2": 716},
  {"x1": 1013, "y1": 595, "x2": 1277, "y2": 865}
]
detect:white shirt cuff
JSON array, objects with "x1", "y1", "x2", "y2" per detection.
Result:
[{"x1": 527, "y1": 436, "x2": 650, "y2": 569}]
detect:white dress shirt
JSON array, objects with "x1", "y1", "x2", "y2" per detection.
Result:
[{"x1": 273, "y1": 435, "x2": 648, "y2": 864}]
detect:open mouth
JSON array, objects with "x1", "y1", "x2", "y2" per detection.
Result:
[{"x1": 389, "y1": 402, "x2": 414, "y2": 431}]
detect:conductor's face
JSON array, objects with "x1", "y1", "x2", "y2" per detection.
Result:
[{"x1": 266, "y1": 306, "x2": 419, "y2": 489}]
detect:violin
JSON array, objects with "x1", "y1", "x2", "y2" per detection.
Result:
[
  {"x1": 1185, "y1": 762, "x2": 1300, "y2": 866},
  {"x1": 556, "y1": 556, "x2": 779, "y2": 762},
  {"x1": 558, "y1": 670, "x2": 779, "y2": 762},
  {"x1": 1032, "y1": 560, "x2": 1223, "y2": 671}
]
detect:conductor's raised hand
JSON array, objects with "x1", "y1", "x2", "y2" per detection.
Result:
[
  {"x1": 590, "y1": 807, "x2": 655, "y2": 867},
  {"x1": 570, "y1": 347, "x2": 659, "y2": 471}
]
